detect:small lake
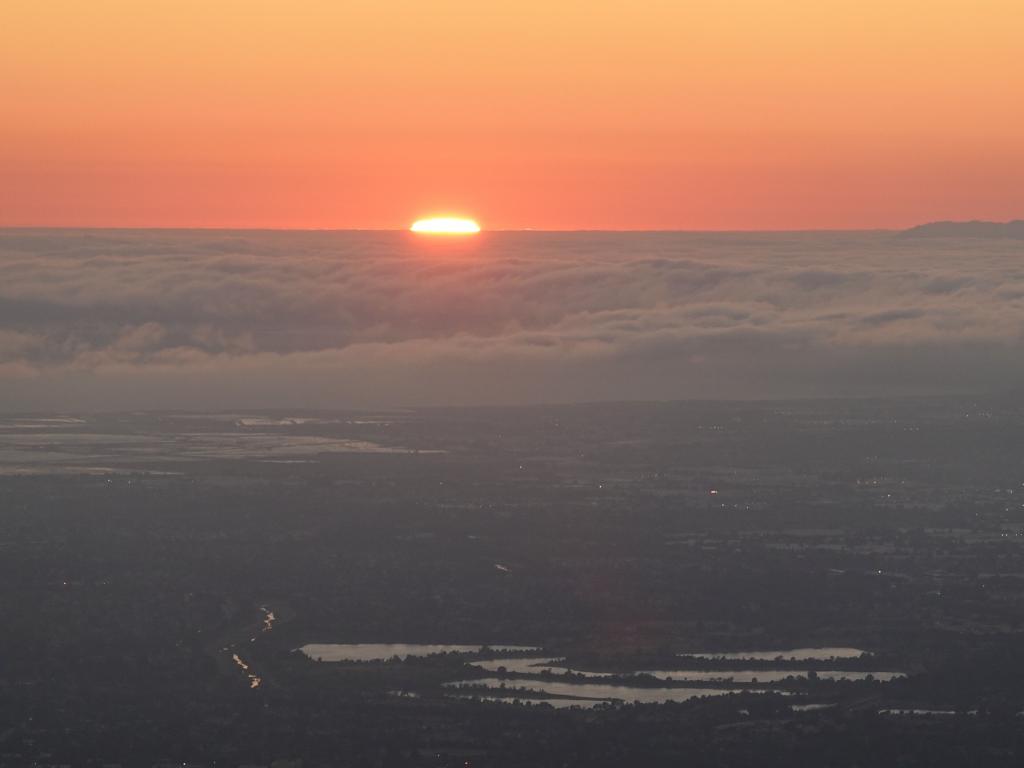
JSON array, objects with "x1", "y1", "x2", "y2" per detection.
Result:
[
  {"x1": 300, "y1": 643, "x2": 538, "y2": 662},
  {"x1": 472, "y1": 658, "x2": 614, "y2": 677},
  {"x1": 470, "y1": 657, "x2": 902, "y2": 683},
  {"x1": 685, "y1": 647, "x2": 867, "y2": 661},
  {"x1": 637, "y1": 669, "x2": 902, "y2": 683},
  {"x1": 448, "y1": 694, "x2": 611, "y2": 709},
  {"x1": 445, "y1": 678, "x2": 756, "y2": 706}
]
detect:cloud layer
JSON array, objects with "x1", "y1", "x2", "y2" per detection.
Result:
[{"x1": 2, "y1": 229, "x2": 1024, "y2": 410}]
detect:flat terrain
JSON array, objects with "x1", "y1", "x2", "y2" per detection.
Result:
[{"x1": 3, "y1": 398, "x2": 1024, "y2": 766}]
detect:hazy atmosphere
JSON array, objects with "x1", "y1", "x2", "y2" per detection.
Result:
[{"x1": 4, "y1": 3, "x2": 1024, "y2": 766}]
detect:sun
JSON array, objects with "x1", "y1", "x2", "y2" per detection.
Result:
[{"x1": 410, "y1": 216, "x2": 481, "y2": 235}]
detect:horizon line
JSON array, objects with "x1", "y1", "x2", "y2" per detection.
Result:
[
  {"x1": 0, "y1": 224, "x2": 915, "y2": 234},
  {"x1": 1, "y1": 219, "x2": 1018, "y2": 234}
]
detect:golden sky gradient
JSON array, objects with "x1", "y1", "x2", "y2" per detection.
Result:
[{"x1": 2, "y1": 0, "x2": 1022, "y2": 229}]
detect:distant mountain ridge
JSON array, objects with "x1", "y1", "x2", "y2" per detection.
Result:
[{"x1": 902, "y1": 220, "x2": 1024, "y2": 238}]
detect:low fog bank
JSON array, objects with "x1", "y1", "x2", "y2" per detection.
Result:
[{"x1": 2, "y1": 229, "x2": 1023, "y2": 410}]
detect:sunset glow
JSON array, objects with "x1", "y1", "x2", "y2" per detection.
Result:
[
  {"x1": 2, "y1": 1, "x2": 1022, "y2": 229},
  {"x1": 410, "y1": 217, "x2": 481, "y2": 234},
  {"x1": 7, "y1": 2, "x2": 1024, "y2": 763}
]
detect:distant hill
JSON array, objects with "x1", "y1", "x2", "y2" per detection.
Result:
[{"x1": 901, "y1": 220, "x2": 1024, "y2": 238}]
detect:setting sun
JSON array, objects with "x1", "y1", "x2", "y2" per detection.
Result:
[{"x1": 410, "y1": 217, "x2": 481, "y2": 235}]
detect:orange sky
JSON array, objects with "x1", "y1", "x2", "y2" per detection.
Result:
[{"x1": 2, "y1": 0, "x2": 1022, "y2": 230}]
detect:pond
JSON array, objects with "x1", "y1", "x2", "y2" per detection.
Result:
[
  {"x1": 448, "y1": 694, "x2": 612, "y2": 709},
  {"x1": 684, "y1": 647, "x2": 867, "y2": 661},
  {"x1": 300, "y1": 643, "x2": 537, "y2": 662},
  {"x1": 470, "y1": 657, "x2": 902, "y2": 683},
  {"x1": 445, "y1": 678, "x2": 757, "y2": 706}
]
